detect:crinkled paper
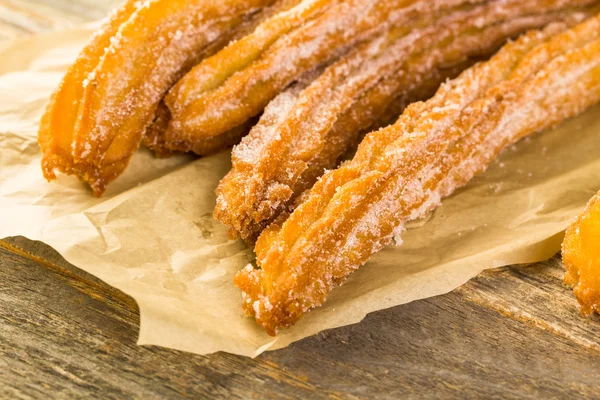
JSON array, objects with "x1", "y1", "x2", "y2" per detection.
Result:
[{"x1": 1, "y1": 26, "x2": 599, "y2": 357}]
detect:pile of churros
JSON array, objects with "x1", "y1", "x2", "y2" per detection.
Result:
[{"x1": 39, "y1": 0, "x2": 600, "y2": 335}]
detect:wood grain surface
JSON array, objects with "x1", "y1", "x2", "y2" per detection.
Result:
[{"x1": 1, "y1": 2, "x2": 599, "y2": 399}]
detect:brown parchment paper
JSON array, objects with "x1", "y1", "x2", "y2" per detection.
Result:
[{"x1": 1, "y1": 26, "x2": 600, "y2": 357}]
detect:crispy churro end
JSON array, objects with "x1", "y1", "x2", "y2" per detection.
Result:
[{"x1": 562, "y1": 192, "x2": 600, "y2": 316}]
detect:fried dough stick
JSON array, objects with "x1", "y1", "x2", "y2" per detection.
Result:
[
  {"x1": 39, "y1": 0, "x2": 277, "y2": 196},
  {"x1": 563, "y1": 191, "x2": 600, "y2": 315},
  {"x1": 159, "y1": 0, "x2": 493, "y2": 152},
  {"x1": 142, "y1": 0, "x2": 330, "y2": 157},
  {"x1": 215, "y1": 0, "x2": 598, "y2": 240},
  {"x1": 236, "y1": 14, "x2": 600, "y2": 335},
  {"x1": 38, "y1": 0, "x2": 141, "y2": 190},
  {"x1": 143, "y1": 0, "x2": 305, "y2": 158}
]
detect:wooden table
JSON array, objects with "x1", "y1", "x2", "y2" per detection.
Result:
[{"x1": 1, "y1": 2, "x2": 599, "y2": 398}]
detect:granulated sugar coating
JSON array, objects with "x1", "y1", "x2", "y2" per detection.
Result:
[
  {"x1": 214, "y1": 0, "x2": 595, "y2": 240},
  {"x1": 39, "y1": 0, "x2": 277, "y2": 196},
  {"x1": 235, "y1": 14, "x2": 600, "y2": 335},
  {"x1": 161, "y1": 0, "x2": 495, "y2": 153}
]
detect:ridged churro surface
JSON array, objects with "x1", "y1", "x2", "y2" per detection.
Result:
[
  {"x1": 39, "y1": 0, "x2": 276, "y2": 195},
  {"x1": 159, "y1": 0, "x2": 496, "y2": 152},
  {"x1": 236, "y1": 14, "x2": 600, "y2": 335},
  {"x1": 216, "y1": 0, "x2": 598, "y2": 240}
]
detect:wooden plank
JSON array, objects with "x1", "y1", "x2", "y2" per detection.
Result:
[
  {"x1": 2, "y1": 237, "x2": 600, "y2": 399},
  {"x1": 456, "y1": 259, "x2": 600, "y2": 353}
]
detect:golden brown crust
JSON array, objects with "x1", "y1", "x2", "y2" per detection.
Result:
[
  {"x1": 158, "y1": 0, "x2": 341, "y2": 154},
  {"x1": 563, "y1": 191, "x2": 600, "y2": 315},
  {"x1": 142, "y1": 0, "x2": 304, "y2": 157},
  {"x1": 38, "y1": 0, "x2": 142, "y2": 186},
  {"x1": 236, "y1": 13, "x2": 600, "y2": 335},
  {"x1": 39, "y1": 0, "x2": 276, "y2": 195},
  {"x1": 215, "y1": 0, "x2": 600, "y2": 241},
  {"x1": 159, "y1": 0, "x2": 497, "y2": 152}
]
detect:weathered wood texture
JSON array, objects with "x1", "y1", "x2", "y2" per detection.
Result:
[
  {"x1": 1, "y1": 2, "x2": 600, "y2": 399},
  {"x1": 3, "y1": 237, "x2": 600, "y2": 400}
]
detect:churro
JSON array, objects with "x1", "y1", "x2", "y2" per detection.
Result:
[
  {"x1": 236, "y1": 14, "x2": 600, "y2": 335},
  {"x1": 563, "y1": 191, "x2": 600, "y2": 315},
  {"x1": 142, "y1": 0, "x2": 304, "y2": 157},
  {"x1": 216, "y1": 0, "x2": 597, "y2": 240},
  {"x1": 39, "y1": 0, "x2": 277, "y2": 195},
  {"x1": 159, "y1": 0, "x2": 495, "y2": 153}
]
